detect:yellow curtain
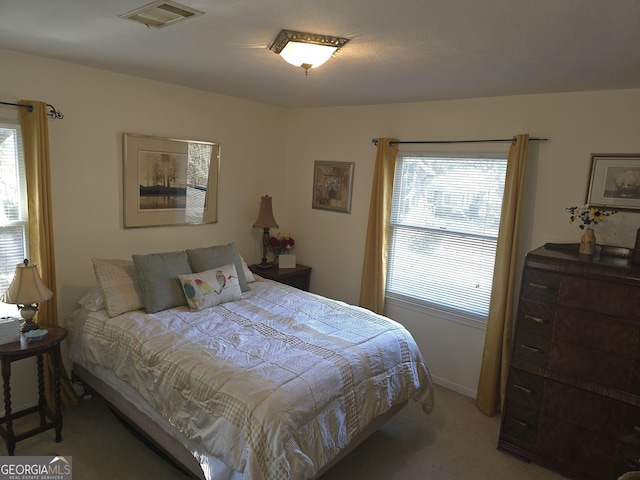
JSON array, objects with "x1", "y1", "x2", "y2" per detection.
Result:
[
  {"x1": 359, "y1": 138, "x2": 399, "y2": 314},
  {"x1": 475, "y1": 134, "x2": 530, "y2": 416},
  {"x1": 19, "y1": 100, "x2": 78, "y2": 410}
]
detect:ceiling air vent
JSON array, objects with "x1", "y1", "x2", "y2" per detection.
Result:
[{"x1": 120, "y1": 0, "x2": 204, "y2": 28}]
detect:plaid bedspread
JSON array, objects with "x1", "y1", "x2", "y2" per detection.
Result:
[{"x1": 70, "y1": 280, "x2": 434, "y2": 480}]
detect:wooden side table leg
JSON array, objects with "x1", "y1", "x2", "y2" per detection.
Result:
[
  {"x1": 52, "y1": 346, "x2": 63, "y2": 442},
  {"x1": 37, "y1": 353, "x2": 46, "y2": 425},
  {"x1": 2, "y1": 359, "x2": 15, "y2": 455}
]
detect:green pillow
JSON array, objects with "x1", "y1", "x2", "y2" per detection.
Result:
[
  {"x1": 132, "y1": 251, "x2": 193, "y2": 313},
  {"x1": 186, "y1": 242, "x2": 249, "y2": 292}
]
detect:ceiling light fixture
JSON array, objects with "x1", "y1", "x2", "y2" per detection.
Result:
[{"x1": 269, "y1": 29, "x2": 350, "y2": 76}]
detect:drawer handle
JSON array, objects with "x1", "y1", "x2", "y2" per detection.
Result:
[
  {"x1": 513, "y1": 384, "x2": 533, "y2": 394},
  {"x1": 528, "y1": 282, "x2": 552, "y2": 290},
  {"x1": 520, "y1": 344, "x2": 543, "y2": 354},
  {"x1": 524, "y1": 315, "x2": 546, "y2": 324},
  {"x1": 508, "y1": 417, "x2": 529, "y2": 428}
]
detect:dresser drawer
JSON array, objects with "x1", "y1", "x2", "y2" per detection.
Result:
[
  {"x1": 501, "y1": 399, "x2": 540, "y2": 445},
  {"x1": 520, "y1": 269, "x2": 560, "y2": 304},
  {"x1": 541, "y1": 380, "x2": 626, "y2": 439},
  {"x1": 506, "y1": 368, "x2": 544, "y2": 409},
  {"x1": 558, "y1": 275, "x2": 640, "y2": 320},
  {"x1": 538, "y1": 414, "x2": 618, "y2": 479},
  {"x1": 553, "y1": 308, "x2": 639, "y2": 357},
  {"x1": 501, "y1": 369, "x2": 544, "y2": 445},
  {"x1": 512, "y1": 330, "x2": 550, "y2": 368},
  {"x1": 517, "y1": 301, "x2": 555, "y2": 337},
  {"x1": 549, "y1": 339, "x2": 635, "y2": 391},
  {"x1": 538, "y1": 380, "x2": 625, "y2": 478}
]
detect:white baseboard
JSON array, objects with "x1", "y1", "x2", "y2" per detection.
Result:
[{"x1": 431, "y1": 374, "x2": 477, "y2": 399}]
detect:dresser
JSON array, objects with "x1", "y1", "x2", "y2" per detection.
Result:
[{"x1": 499, "y1": 245, "x2": 640, "y2": 480}]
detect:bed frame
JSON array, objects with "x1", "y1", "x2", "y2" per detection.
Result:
[{"x1": 73, "y1": 363, "x2": 406, "y2": 479}]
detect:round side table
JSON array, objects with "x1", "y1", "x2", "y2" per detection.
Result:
[{"x1": 0, "y1": 324, "x2": 67, "y2": 455}]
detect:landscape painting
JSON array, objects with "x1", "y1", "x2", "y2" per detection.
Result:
[{"x1": 124, "y1": 133, "x2": 220, "y2": 227}]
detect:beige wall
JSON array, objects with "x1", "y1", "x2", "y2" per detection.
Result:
[
  {"x1": 0, "y1": 48, "x2": 288, "y2": 409},
  {"x1": 286, "y1": 90, "x2": 640, "y2": 396},
  {"x1": 2, "y1": 47, "x2": 640, "y2": 405}
]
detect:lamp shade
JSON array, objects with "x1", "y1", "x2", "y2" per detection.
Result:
[
  {"x1": 279, "y1": 42, "x2": 337, "y2": 69},
  {"x1": 253, "y1": 195, "x2": 279, "y2": 229},
  {"x1": 1, "y1": 260, "x2": 53, "y2": 305}
]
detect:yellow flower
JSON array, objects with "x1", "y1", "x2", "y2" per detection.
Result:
[{"x1": 566, "y1": 204, "x2": 616, "y2": 230}]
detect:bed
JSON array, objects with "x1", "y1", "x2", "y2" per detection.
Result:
[{"x1": 66, "y1": 244, "x2": 434, "y2": 480}]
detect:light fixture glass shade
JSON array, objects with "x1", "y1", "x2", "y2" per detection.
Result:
[
  {"x1": 1, "y1": 260, "x2": 53, "y2": 306},
  {"x1": 269, "y1": 29, "x2": 350, "y2": 75},
  {"x1": 253, "y1": 196, "x2": 279, "y2": 229},
  {"x1": 279, "y1": 42, "x2": 338, "y2": 69}
]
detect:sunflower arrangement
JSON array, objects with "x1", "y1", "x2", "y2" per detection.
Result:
[{"x1": 566, "y1": 205, "x2": 616, "y2": 230}]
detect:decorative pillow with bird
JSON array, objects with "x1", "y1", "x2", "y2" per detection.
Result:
[{"x1": 179, "y1": 263, "x2": 242, "y2": 311}]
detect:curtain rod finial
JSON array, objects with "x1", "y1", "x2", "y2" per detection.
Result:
[{"x1": 371, "y1": 138, "x2": 379, "y2": 146}]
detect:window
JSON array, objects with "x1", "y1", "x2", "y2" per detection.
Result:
[
  {"x1": 386, "y1": 152, "x2": 507, "y2": 327},
  {"x1": 0, "y1": 123, "x2": 28, "y2": 303}
]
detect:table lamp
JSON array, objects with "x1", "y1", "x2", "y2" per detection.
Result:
[
  {"x1": 1, "y1": 259, "x2": 53, "y2": 332},
  {"x1": 253, "y1": 195, "x2": 279, "y2": 268}
]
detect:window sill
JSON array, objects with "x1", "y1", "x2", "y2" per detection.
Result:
[{"x1": 385, "y1": 293, "x2": 487, "y2": 331}]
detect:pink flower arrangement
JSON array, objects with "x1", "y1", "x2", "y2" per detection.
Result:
[{"x1": 268, "y1": 233, "x2": 295, "y2": 256}]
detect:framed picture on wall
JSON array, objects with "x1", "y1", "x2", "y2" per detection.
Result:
[
  {"x1": 312, "y1": 161, "x2": 355, "y2": 214},
  {"x1": 586, "y1": 154, "x2": 640, "y2": 210},
  {"x1": 123, "y1": 133, "x2": 220, "y2": 227}
]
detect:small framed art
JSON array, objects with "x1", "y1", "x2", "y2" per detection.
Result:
[
  {"x1": 586, "y1": 154, "x2": 640, "y2": 210},
  {"x1": 312, "y1": 161, "x2": 354, "y2": 214}
]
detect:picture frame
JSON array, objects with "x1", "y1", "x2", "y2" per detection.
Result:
[
  {"x1": 586, "y1": 154, "x2": 640, "y2": 210},
  {"x1": 123, "y1": 133, "x2": 220, "y2": 228},
  {"x1": 312, "y1": 161, "x2": 355, "y2": 214}
]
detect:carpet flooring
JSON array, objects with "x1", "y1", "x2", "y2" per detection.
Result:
[{"x1": 7, "y1": 384, "x2": 565, "y2": 479}]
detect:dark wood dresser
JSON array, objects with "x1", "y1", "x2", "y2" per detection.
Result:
[{"x1": 498, "y1": 245, "x2": 640, "y2": 479}]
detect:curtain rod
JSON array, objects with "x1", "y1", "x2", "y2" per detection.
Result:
[
  {"x1": 0, "y1": 101, "x2": 64, "y2": 120},
  {"x1": 371, "y1": 137, "x2": 548, "y2": 146}
]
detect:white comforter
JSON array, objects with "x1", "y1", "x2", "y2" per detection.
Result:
[{"x1": 69, "y1": 280, "x2": 434, "y2": 480}]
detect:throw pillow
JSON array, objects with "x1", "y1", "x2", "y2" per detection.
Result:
[
  {"x1": 179, "y1": 263, "x2": 242, "y2": 311},
  {"x1": 132, "y1": 251, "x2": 192, "y2": 313}
]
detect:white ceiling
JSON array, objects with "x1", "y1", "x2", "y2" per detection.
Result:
[{"x1": 2, "y1": 0, "x2": 640, "y2": 109}]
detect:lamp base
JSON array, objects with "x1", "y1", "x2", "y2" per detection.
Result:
[
  {"x1": 252, "y1": 262, "x2": 275, "y2": 270},
  {"x1": 19, "y1": 305, "x2": 39, "y2": 333},
  {"x1": 21, "y1": 320, "x2": 40, "y2": 333}
]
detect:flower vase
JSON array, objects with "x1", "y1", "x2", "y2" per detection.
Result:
[{"x1": 579, "y1": 228, "x2": 596, "y2": 255}]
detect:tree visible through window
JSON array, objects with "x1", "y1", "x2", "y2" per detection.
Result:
[
  {"x1": 0, "y1": 123, "x2": 27, "y2": 311},
  {"x1": 387, "y1": 153, "x2": 507, "y2": 324}
]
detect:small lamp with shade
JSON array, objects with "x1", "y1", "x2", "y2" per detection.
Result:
[
  {"x1": 253, "y1": 195, "x2": 279, "y2": 268},
  {"x1": 1, "y1": 259, "x2": 53, "y2": 332}
]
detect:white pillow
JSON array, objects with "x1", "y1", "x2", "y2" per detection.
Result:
[
  {"x1": 93, "y1": 258, "x2": 145, "y2": 317},
  {"x1": 240, "y1": 255, "x2": 255, "y2": 283},
  {"x1": 77, "y1": 287, "x2": 105, "y2": 312},
  {"x1": 179, "y1": 263, "x2": 242, "y2": 311}
]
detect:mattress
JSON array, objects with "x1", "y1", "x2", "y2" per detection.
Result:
[{"x1": 68, "y1": 279, "x2": 434, "y2": 479}]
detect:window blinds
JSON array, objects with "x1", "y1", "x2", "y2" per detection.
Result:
[{"x1": 387, "y1": 153, "x2": 507, "y2": 319}]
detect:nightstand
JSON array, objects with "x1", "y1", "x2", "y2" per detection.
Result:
[
  {"x1": 0, "y1": 324, "x2": 67, "y2": 455},
  {"x1": 249, "y1": 264, "x2": 312, "y2": 291}
]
